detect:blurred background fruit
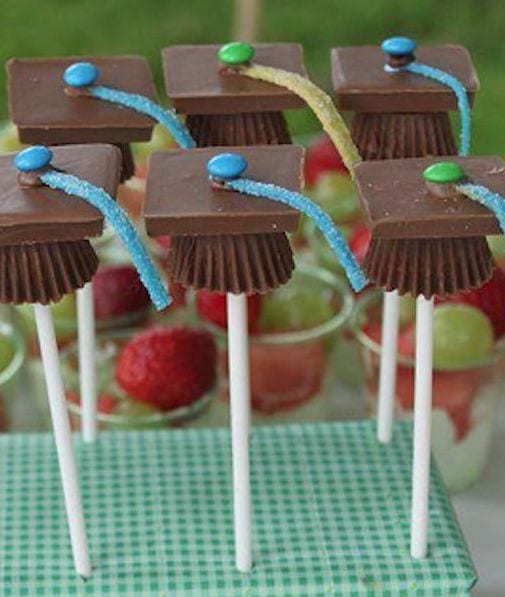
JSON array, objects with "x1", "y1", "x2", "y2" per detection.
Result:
[
  {"x1": 194, "y1": 265, "x2": 355, "y2": 426},
  {"x1": 63, "y1": 324, "x2": 216, "y2": 431}
]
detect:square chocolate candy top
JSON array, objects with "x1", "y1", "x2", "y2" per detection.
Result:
[
  {"x1": 0, "y1": 144, "x2": 121, "y2": 246},
  {"x1": 8, "y1": 56, "x2": 157, "y2": 144},
  {"x1": 144, "y1": 145, "x2": 304, "y2": 236},
  {"x1": 354, "y1": 156, "x2": 505, "y2": 239},
  {"x1": 162, "y1": 44, "x2": 306, "y2": 114},
  {"x1": 332, "y1": 45, "x2": 479, "y2": 113}
]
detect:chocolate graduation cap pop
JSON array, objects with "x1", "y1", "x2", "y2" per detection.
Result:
[
  {"x1": 8, "y1": 56, "x2": 156, "y2": 180},
  {"x1": 6, "y1": 143, "x2": 168, "y2": 578},
  {"x1": 7, "y1": 55, "x2": 193, "y2": 442},
  {"x1": 331, "y1": 37, "x2": 478, "y2": 159},
  {"x1": 2, "y1": 144, "x2": 119, "y2": 579},
  {"x1": 162, "y1": 42, "x2": 307, "y2": 146},
  {"x1": 354, "y1": 154, "x2": 505, "y2": 560},
  {"x1": 332, "y1": 37, "x2": 479, "y2": 444},
  {"x1": 144, "y1": 146, "x2": 365, "y2": 572}
]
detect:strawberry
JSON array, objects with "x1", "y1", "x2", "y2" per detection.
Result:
[
  {"x1": 363, "y1": 321, "x2": 415, "y2": 358},
  {"x1": 432, "y1": 370, "x2": 480, "y2": 441},
  {"x1": 396, "y1": 366, "x2": 415, "y2": 410},
  {"x1": 440, "y1": 267, "x2": 505, "y2": 338},
  {"x1": 304, "y1": 134, "x2": 347, "y2": 187},
  {"x1": 66, "y1": 391, "x2": 119, "y2": 414},
  {"x1": 363, "y1": 322, "x2": 382, "y2": 345},
  {"x1": 349, "y1": 224, "x2": 372, "y2": 264},
  {"x1": 117, "y1": 177, "x2": 145, "y2": 219},
  {"x1": 196, "y1": 291, "x2": 262, "y2": 332},
  {"x1": 397, "y1": 323, "x2": 416, "y2": 359},
  {"x1": 115, "y1": 326, "x2": 217, "y2": 410},
  {"x1": 93, "y1": 265, "x2": 151, "y2": 322},
  {"x1": 249, "y1": 342, "x2": 325, "y2": 414},
  {"x1": 156, "y1": 235, "x2": 171, "y2": 251}
]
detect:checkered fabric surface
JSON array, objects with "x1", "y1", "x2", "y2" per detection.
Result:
[{"x1": 0, "y1": 420, "x2": 476, "y2": 596}]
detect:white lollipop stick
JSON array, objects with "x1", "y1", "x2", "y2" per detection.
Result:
[
  {"x1": 410, "y1": 295, "x2": 434, "y2": 559},
  {"x1": 34, "y1": 303, "x2": 92, "y2": 578},
  {"x1": 233, "y1": 0, "x2": 262, "y2": 42},
  {"x1": 77, "y1": 282, "x2": 97, "y2": 443},
  {"x1": 377, "y1": 290, "x2": 400, "y2": 443},
  {"x1": 226, "y1": 292, "x2": 252, "y2": 572}
]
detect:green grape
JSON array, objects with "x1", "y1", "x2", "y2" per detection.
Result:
[
  {"x1": 309, "y1": 171, "x2": 360, "y2": 224},
  {"x1": 0, "y1": 333, "x2": 14, "y2": 373},
  {"x1": 0, "y1": 123, "x2": 24, "y2": 152},
  {"x1": 108, "y1": 398, "x2": 165, "y2": 431},
  {"x1": 260, "y1": 288, "x2": 333, "y2": 332},
  {"x1": 433, "y1": 304, "x2": 494, "y2": 369},
  {"x1": 399, "y1": 295, "x2": 416, "y2": 326},
  {"x1": 132, "y1": 124, "x2": 175, "y2": 164},
  {"x1": 487, "y1": 235, "x2": 505, "y2": 259},
  {"x1": 52, "y1": 294, "x2": 77, "y2": 320},
  {"x1": 16, "y1": 295, "x2": 77, "y2": 341}
]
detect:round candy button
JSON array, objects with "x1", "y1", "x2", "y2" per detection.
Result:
[
  {"x1": 381, "y1": 37, "x2": 417, "y2": 57},
  {"x1": 423, "y1": 162, "x2": 466, "y2": 184},
  {"x1": 14, "y1": 146, "x2": 53, "y2": 172},
  {"x1": 207, "y1": 153, "x2": 248, "y2": 181},
  {"x1": 218, "y1": 42, "x2": 255, "y2": 66},
  {"x1": 63, "y1": 62, "x2": 99, "y2": 88}
]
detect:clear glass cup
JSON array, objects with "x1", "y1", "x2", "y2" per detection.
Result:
[
  {"x1": 351, "y1": 289, "x2": 505, "y2": 492},
  {"x1": 194, "y1": 264, "x2": 354, "y2": 427},
  {"x1": 0, "y1": 317, "x2": 27, "y2": 430},
  {"x1": 61, "y1": 326, "x2": 214, "y2": 431}
]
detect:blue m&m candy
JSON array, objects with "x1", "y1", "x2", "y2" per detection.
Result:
[
  {"x1": 207, "y1": 153, "x2": 248, "y2": 181},
  {"x1": 14, "y1": 146, "x2": 53, "y2": 172},
  {"x1": 63, "y1": 62, "x2": 99, "y2": 88},
  {"x1": 381, "y1": 37, "x2": 417, "y2": 57}
]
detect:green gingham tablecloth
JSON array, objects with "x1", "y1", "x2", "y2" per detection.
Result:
[{"x1": 0, "y1": 420, "x2": 476, "y2": 596}]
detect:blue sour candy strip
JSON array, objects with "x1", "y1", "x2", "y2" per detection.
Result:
[
  {"x1": 403, "y1": 62, "x2": 472, "y2": 156},
  {"x1": 40, "y1": 170, "x2": 171, "y2": 310},
  {"x1": 226, "y1": 178, "x2": 368, "y2": 292},
  {"x1": 456, "y1": 183, "x2": 505, "y2": 233},
  {"x1": 90, "y1": 86, "x2": 196, "y2": 149}
]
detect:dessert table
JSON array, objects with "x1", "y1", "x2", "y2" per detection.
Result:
[{"x1": 6, "y1": 361, "x2": 505, "y2": 594}]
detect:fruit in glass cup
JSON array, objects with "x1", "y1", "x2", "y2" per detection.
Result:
[
  {"x1": 352, "y1": 277, "x2": 505, "y2": 492},
  {"x1": 196, "y1": 266, "x2": 353, "y2": 423},
  {"x1": 63, "y1": 325, "x2": 217, "y2": 430}
]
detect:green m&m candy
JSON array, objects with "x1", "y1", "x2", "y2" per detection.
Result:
[
  {"x1": 423, "y1": 162, "x2": 466, "y2": 185},
  {"x1": 218, "y1": 42, "x2": 255, "y2": 66}
]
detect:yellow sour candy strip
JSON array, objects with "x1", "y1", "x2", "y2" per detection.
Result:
[{"x1": 241, "y1": 63, "x2": 362, "y2": 176}]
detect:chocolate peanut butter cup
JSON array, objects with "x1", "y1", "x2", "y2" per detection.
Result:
[
  {"x1": 332, "y1": 44, "x2": 479, "y2": 160},
  {"x1": 162, "y1": 43, "x2": 306, "y2": 146},
  {"x1": 0, "y1": 144, "x2": 121, "y2": 304},
  {"x1": 144, "y1": 145, "x2": 303, "y2": 294},
  {"x1": 354, "y1": 156, "x2": 505, "y2": 298}
]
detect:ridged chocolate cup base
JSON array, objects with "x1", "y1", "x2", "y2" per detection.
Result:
[
  {"x1": 352, "y1": 112, "x2": 457, "y2": 160},
  {"x1": 363, "y1": 236, "x2": 494, "y2": 298},
  {"x1": 186, "y1": 111, "x2": 292, "y2": 146},
  {"x1": 116, "y1": 143, "x2": 135, "y2": 182},
  {"x1": 0, "y1": 239, "x2": 99, "y2": 305},
  {"x1": 168, "y1": 233, "x2": 294, "y2": 294}
]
